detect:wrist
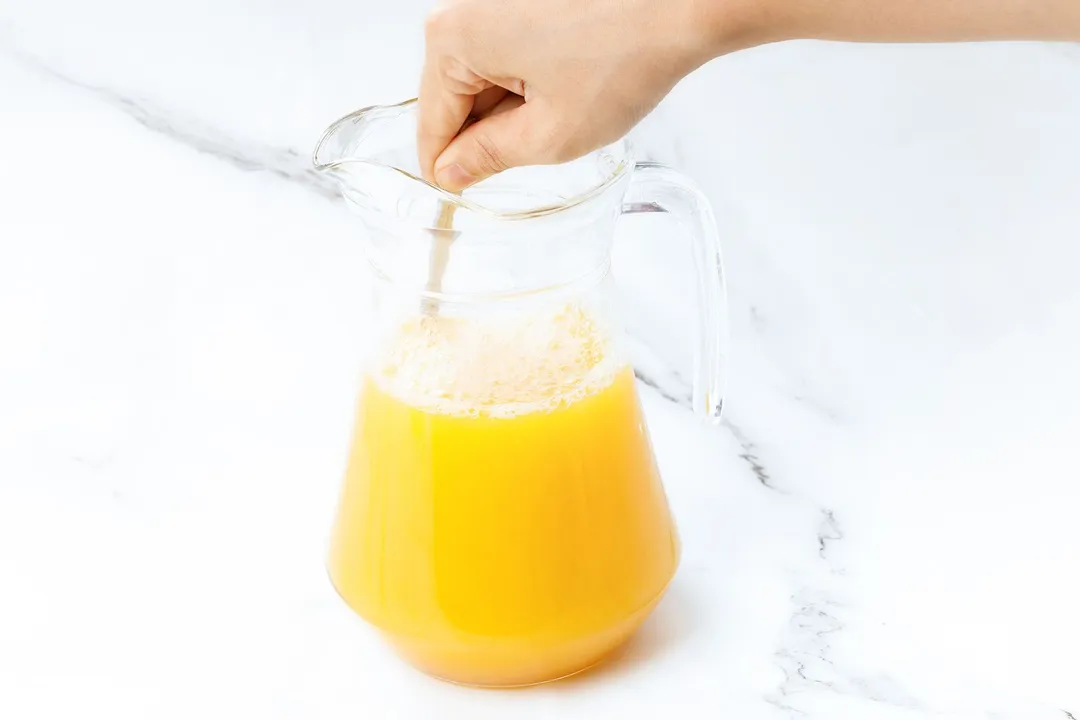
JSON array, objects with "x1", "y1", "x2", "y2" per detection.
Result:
[{"x1": 684, "y1": 0, "x2": 803, "y2": 63}]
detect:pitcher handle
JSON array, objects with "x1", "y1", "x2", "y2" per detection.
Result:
[{"x1": 619, "y1": 161, "x2": 729, "y2": 424}]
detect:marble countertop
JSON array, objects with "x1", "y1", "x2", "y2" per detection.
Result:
[{"x1": 2, "y1": 2, "x2": 1079, "y2": 718}]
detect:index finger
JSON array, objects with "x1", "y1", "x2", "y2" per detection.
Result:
[{"x1": 417, "y1": 60, "x2": 475, "y2": 184}]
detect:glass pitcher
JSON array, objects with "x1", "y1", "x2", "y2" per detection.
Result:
[{"x1": 313, "y1": 99, "x2": 727, "y2": 687}]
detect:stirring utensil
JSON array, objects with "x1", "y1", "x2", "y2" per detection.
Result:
[{"x1": 422, "y1": 199, "x2": 457, "y2": 315}]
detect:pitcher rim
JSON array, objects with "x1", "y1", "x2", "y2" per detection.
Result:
[{"x1": 312, "y1": 98, "x2": 634, "y2": 222}]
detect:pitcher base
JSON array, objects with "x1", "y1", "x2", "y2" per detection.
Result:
[{"x1": 387, "y1": 594, "x2": 665, "y2": 688}]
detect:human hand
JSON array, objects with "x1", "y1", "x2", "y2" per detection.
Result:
[{"x1": 417, "y1": 0, "x2": 764, "y2": 191}]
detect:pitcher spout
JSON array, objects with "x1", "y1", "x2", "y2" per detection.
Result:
[
  {"x1": 313, "y1": 98, "x2": 470, "y2": 225},
  {"x1": 313, "y1": 99, "x2": 419, "y2": 171}
]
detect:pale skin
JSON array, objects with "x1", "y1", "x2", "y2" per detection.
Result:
[{"x1": 418, "y1": 0, "x2": 1080, "y2": 191}]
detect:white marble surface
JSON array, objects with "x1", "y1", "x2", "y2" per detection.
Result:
[{"x1": 2, "y1": 2, "x2": 1079, "y2": 718}]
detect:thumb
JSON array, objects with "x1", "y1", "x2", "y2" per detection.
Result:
[{"x1": 433, "y1": 101, "x2": 553, "y2": 191}]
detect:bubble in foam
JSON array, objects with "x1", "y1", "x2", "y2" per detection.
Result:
[{"x1": 371, "y1": 303, "x2": 622, "y2": 417}]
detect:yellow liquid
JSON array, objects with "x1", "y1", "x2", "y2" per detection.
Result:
[{"x1": 328, "y1": 307, "x2": 678, "y2": 686}]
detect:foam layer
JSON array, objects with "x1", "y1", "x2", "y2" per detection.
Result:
[{"x1": 371, "y1": 304, "x2": 622, "y2": 417}]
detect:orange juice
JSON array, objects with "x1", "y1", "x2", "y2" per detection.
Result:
[{"x1": 328, "y1": 305, "x2": 678, "y2": 686}]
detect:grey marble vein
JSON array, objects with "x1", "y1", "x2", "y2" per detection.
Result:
[
  {"x1": 7, "y1": 47, "x2": 340, "y2": 201},
  {"x1": 634, "y1": 367, "x2": 692, "y2": 408},
  {"x1": 766, "y1": 489, "x2": 928, "y2": 714},
  {"x1": 768, "y1": 564, "x2": 926, "y2": 714},
  {"x1": 817, "y1": 509, "x2": 842, "y2": 562},
  {"x1": 723, "y1": 419, "x2": 781, "y2": 492},
  {"x1": 634, "y1": 366, "x2": 791, "y2": 499}
]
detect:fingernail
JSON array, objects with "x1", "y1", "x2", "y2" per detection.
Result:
[{"x1": 435, "y1": 163, "x2": 476, "y2": 190}]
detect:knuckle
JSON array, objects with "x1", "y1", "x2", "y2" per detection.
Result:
[
  {"x1": 472, "y1": 131, "x2": 508, "y2": 174},
  {"x1": 424, "y1": 4, "x2": 455, "y2": 40},
  {"x1": 441, "y1": 58, "x2": 489, "y2": 93}
]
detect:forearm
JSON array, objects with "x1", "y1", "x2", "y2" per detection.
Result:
[
  {"x1": 799, "y1": 0, "x2": 1080, "y2": 42},
  {"x1": 702, "y1": 0, "x2": 1080, "y2": 56}
]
